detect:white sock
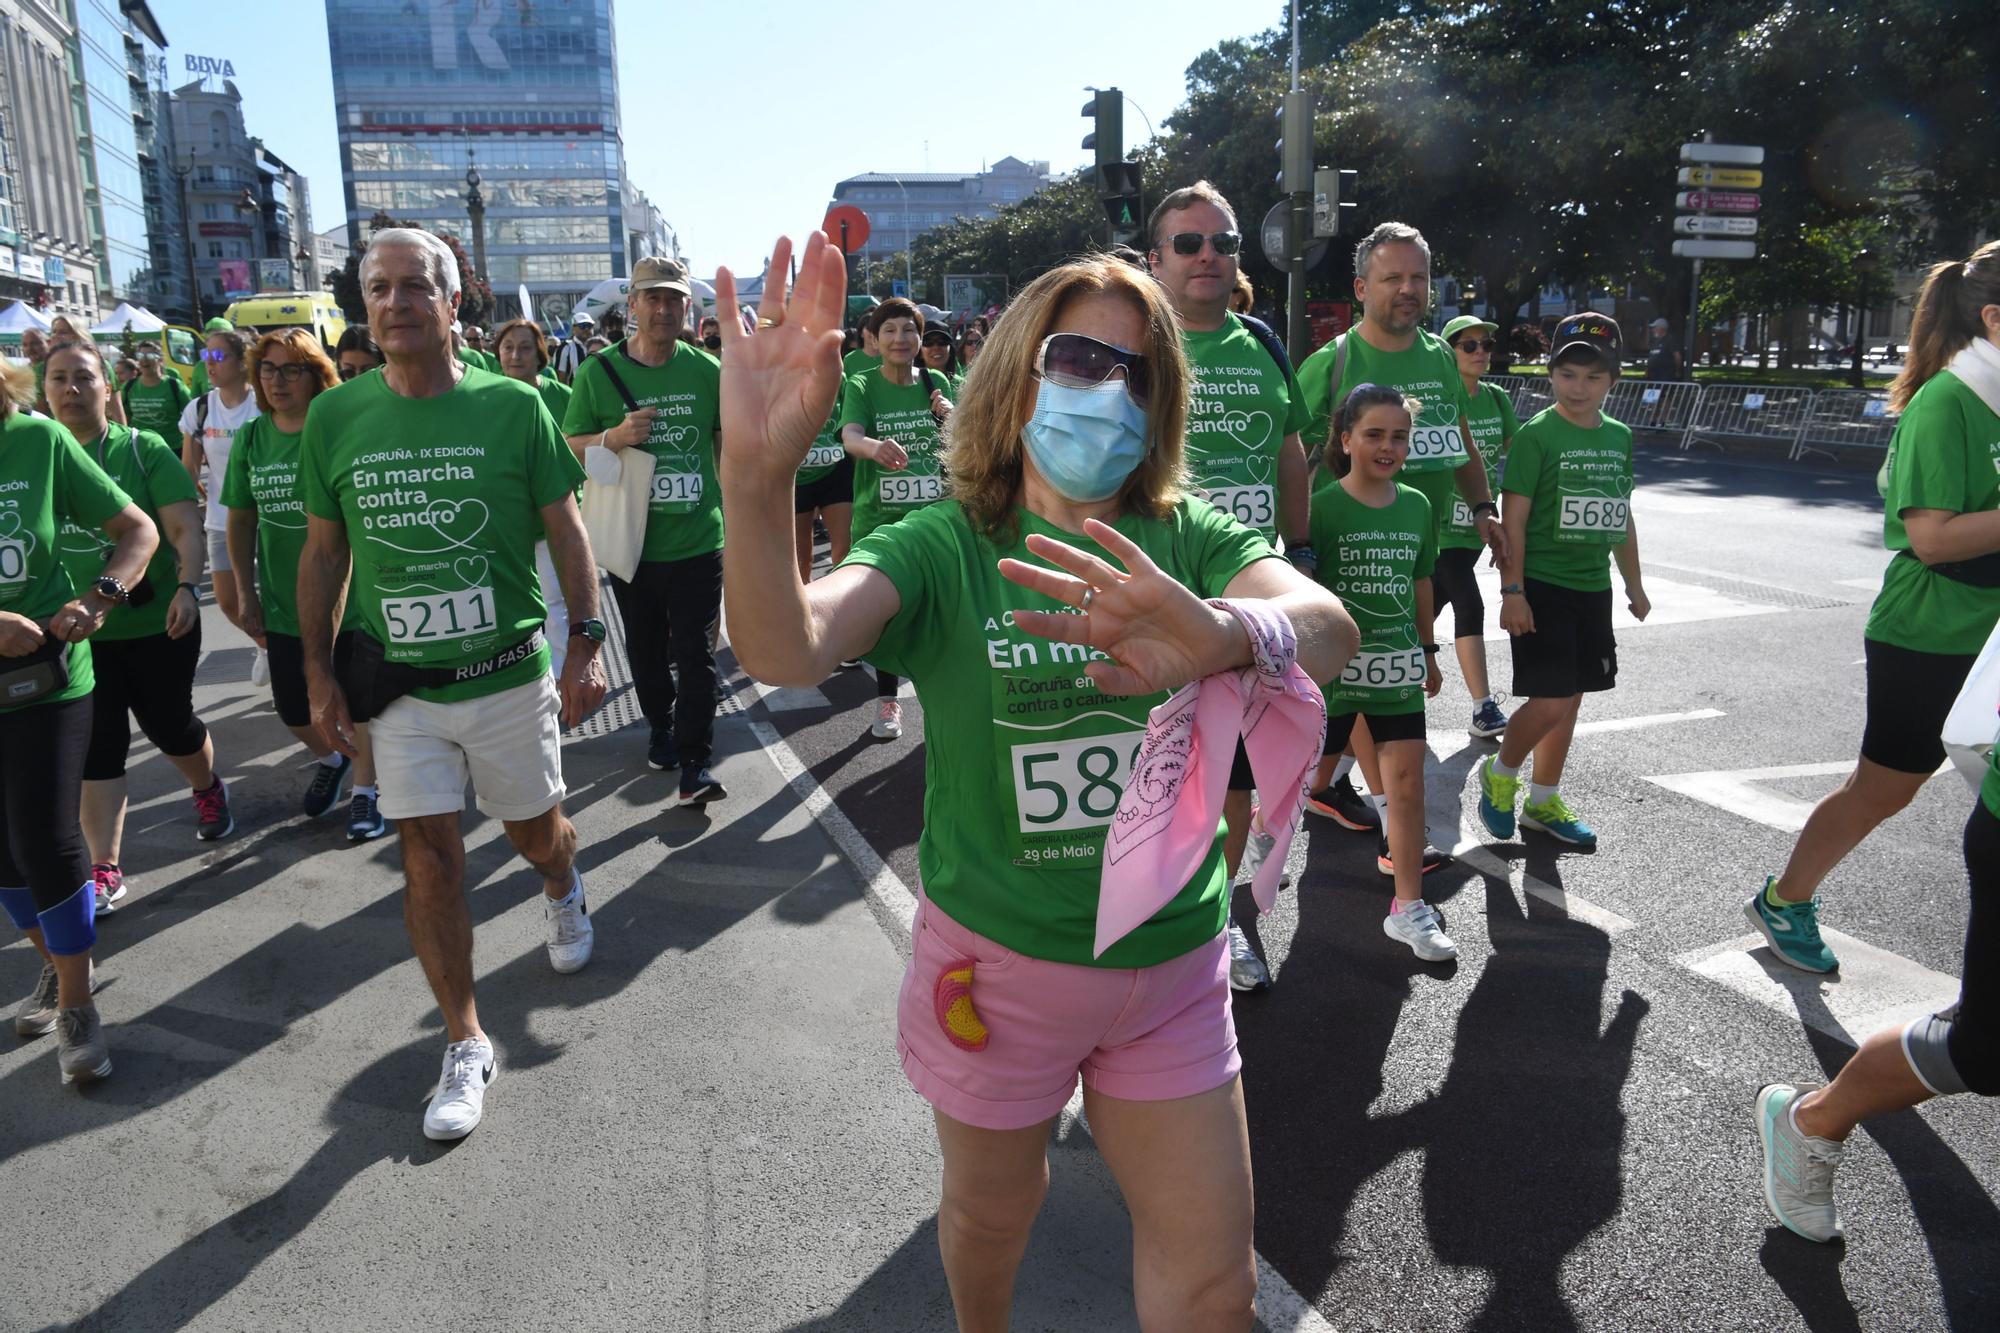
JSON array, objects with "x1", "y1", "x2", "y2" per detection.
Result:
[
  {"x1": 1491, "y1": 755, "x2": 1521, "y2": 779},
  {"x1": 1477, "y1": 694, "x2": 1496, "y2": 708},
  {"x1": 550, "y1": 873, "x2": 581, "y2": 905},
  {"x1": 351, "y1": 784, "x2": 376, "y2": 799},
  {"x1": 1530, "y1": 782, "x2": 1559, "y2": 806},
  {"x1": 1370, "y1": 793, "x2": 1389, "y2": 817},
  {"x1": 1332, "y1": 755, "x2": 1355, "y2": 782},
  {"x1": 318, "y1": 751, "x2": 344, "y2": 769}
]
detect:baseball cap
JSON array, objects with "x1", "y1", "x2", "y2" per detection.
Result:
[
  {"x1": 1648, "y1": 316, "x2": 1669, "y2": 331},
  {"x1": 203, "y1": 317, "x2": 233, "y2": 333},
  {"x1": 630, "y1": 255, "x2": 691, "y2": 297},
  {"x1": 1440, "y1": 314, "x2": 1498, "y2": 343},
  {"x1": 572, "y1": 311, "x2": 597, "y2": 327},
  {"x1": 1550, "y1": 311, "x2": 1621, "y2": 368}
]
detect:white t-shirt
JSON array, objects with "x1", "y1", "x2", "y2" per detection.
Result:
[{"x1": 178, "y1": 390, "x2": 262, "y2": 532}]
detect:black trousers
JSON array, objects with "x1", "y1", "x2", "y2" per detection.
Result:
[
  {"x1": 610, "y1": 549, "x2": 722, "y2": 767},
  {"x1": 1952, "y1": 801, "x2": 1999, "y2": 1095},
  {"x1": 0, "y1": 695, "x2": 92, "y2": 910}
]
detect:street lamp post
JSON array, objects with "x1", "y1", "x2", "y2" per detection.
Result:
[
  {"x1": 877, "y1": 174, "x2": 915, "y2": 295},
  {"x1": 168, "y1": 147, "x2": 204, "y2": 324},
  {"x1": 464, "y1": 150, "x2": 489, "y2": 292},
  {"x1": 1850, "y1": 248, "x2": 1881, "y2": 390}
]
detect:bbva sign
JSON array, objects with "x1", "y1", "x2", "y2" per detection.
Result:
[{"x1": 185, "y1": 54, "x2": 237, "y2": 77}]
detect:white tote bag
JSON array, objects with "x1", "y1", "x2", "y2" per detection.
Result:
[
  {"x1": 1942, "y1": 620, "x2": 2000, "y2": 791},
  {"x1": 577, "y1": 444, "x2": 654, "y2": 583}
]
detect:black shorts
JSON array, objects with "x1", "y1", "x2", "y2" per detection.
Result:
[
  {"x1": 1432, "y1": 546, "x2": 1485, "y2": 640},
  {"x1": 1509, "y1": 578, "x2": 1617, "y2": 698},
  {"x1": 1860, "y1": 637, "x2": 1977, "y2": 774},
  {"x1": 83, "y1": 629, "x2": 207, "y2": 780},
  {"x1": 795, "y1": 455, "x2": 855, "y2": 514},
  {"x1": 1325, "y1": 707, "x2": 1427, "y2": 754},
  {"x1": 265, "y1": 630, "x2": 358, "y2": 730}
]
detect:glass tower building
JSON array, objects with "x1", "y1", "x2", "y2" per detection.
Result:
[
  {"x1": 71, "y1": 0, "x2": 163, "y2": 309},
  {"x1": 326, "y1": 0, "x2": 630, "y2": 313}
]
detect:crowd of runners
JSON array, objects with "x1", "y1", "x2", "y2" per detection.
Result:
[{"x1": 2, "y1": 188, "x2": 1994, "y2": 1329}]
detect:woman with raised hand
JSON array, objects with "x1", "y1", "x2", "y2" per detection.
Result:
[{"x1": 719, "y1": 233, "x2": 1354, "y2": 1333}]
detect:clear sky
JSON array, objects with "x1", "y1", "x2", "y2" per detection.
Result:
[{"x1": 146, "y1": 0, "x2": 1280, "y2": 279}]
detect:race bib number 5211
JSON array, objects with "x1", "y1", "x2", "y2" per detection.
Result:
[{"x1": 381, "y1": 586, "x2": 497, "y2": 644}]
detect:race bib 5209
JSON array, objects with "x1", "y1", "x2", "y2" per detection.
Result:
[{"x1": 799, "y1": 443, "x2": 847, "y2": 473}]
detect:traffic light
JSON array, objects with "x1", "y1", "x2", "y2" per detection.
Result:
[
  {"x1": 1099, "y1": 162, "x2": 1143, "y2": 233},
  {"x1": 1084, "y1": 89, "x2": 1138, "y2": 242},
  {"x1": 1312, "y1": 167, "x2": 1358, "y2": 237},
  {"x1": 1081, "y1": 89, "x2": 1123, "y2": 170},
  {"x1": 1278, "y1": 90, "x2": 1313, "y2": 194}
]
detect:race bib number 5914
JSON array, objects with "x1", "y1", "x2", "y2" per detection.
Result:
[{"x1": 651, "y1": 472, "x2": 703, "y2": 506}]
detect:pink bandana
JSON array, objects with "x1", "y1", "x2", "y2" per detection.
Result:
[{"x1": 1094, "y1": 599, "x2": 1327, "y2": 958}]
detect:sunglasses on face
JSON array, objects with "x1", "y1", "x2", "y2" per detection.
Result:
[
  {"x1": 1453, "y1": 338, "x2": 1499, "y2": 353},
  {"x1": 257, "y1": 362, "x2": 313, "y2": 384},
  {"x1": 202, "y1": 348, "x2": 234, "y2": 362},
  {"x1": 1035, "y1": 332, "x2": 1150, "y2": 406},
  {"x1": 1166, "y1": 230, "x2": 1242, "y2": 257}
]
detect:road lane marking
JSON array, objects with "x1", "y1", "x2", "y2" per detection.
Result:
[
  {"x1": 1675, "y1": 930, "x2": 1961, "y2": 1045},
  {"x1": 740, "y1": 708, "x2": 1338, "y2": 1333},
  {"x1": 1425, "y1": 707, "x2": 1724, "y2": 749},
  {"x1": 1641, "y1": 761, "x2": 1855, "y2": 833}
]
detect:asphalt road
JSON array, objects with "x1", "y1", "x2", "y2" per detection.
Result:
[{"x1": 3, "y1": 443, "x2": 1994, "y2": 1331}]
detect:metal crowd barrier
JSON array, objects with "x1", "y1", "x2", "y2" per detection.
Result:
[
  {"x1": 1608, "y1": 379, "x2": 1703, "y2": 436},
  {"x1": 1681, "y1": 383, "x2": 1818, "y2": 453},
  {"x1": 1789, "y1": 388, "x2": 1899, "y2": 461}
]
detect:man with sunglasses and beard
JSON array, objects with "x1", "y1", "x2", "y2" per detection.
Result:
[{"x1": 1148, "y1": 181, "x2": 1313, "y2": 992}]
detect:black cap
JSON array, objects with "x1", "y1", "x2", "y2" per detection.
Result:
[{"x1": 1550, "y1": 311, "x2": 1621, "y2": 368}]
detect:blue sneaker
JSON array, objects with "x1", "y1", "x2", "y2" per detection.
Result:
[
  {"x1": 1744, "y1": 879, "x2": 1839, "y2": 973},
  {"x1": 1476, "y1": 756, "x2": 1518, "y2": 839},
  {"x1": 1521, "y1": 793, "x2": 1597, "y2": 850},
  {"x1": 1470, "y1": 698, "x2": 1509, "y2": 739}
]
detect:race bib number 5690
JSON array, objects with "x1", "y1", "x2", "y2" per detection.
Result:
[{"x1": 1409, "y1": 424, "x2": 1467, "y2": 464}]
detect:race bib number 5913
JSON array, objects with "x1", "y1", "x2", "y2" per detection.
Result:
[
  {"x1": 381, "y1": 586, "x2": 497, "y2": 644},
  {"x1": 880, "y1": 473, "x2": 944, "y2": 506}
]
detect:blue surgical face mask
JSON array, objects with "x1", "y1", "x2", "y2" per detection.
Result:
[{"x1": 1020, "y1": 377, "x2": 1149, "y2": 503}]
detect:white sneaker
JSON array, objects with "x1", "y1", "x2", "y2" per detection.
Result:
[
  {"x1": 543, "y1": 877, "x2": 593, "y2": 974},
  {"x1": 1226, "y1": 921, "x2": 1271, "y2": 991},
  {"x1": 1383, "y1": 899, "x2": 1458, "y2": 961},
  {"x1": 249, "y1": 646, "x2": 269, "y2": 686},
  {"x1": 1236, "y1": 806, "x2": 1294, "y2": 890},
  {"x1": 423, "y1": 1038, "x2": 496, "y2": 1141},
  {"x1": 871, "y1": 699, "x2": 903, "y2": 740}
]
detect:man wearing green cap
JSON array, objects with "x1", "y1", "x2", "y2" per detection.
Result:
[{"x1": 192, "y1": 317, "x2": 233, "y2": 396}]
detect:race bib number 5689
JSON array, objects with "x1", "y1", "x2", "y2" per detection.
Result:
[{"x1": 1557, "y1": 495, "x2": 1628, "y2": 541}]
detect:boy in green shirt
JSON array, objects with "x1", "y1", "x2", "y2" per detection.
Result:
[
  {"x1": 120, "y1": 344, "x2": 192, "y2": 440},
  {"x1": 1476, "y1": 312, "x2": 1650, "y2": 851}
]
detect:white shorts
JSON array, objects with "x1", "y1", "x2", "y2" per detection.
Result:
[
  {"x1": 536, "y1": 540, "x2": 569, "y2": 678},
  {"x1": 370, "y1": 673, "x2": 565, "y2": 822},
  {"x1": 206, "y1": 525, "x2": 232, "y2": 576}
]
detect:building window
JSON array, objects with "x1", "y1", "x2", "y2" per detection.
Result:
[{"x1": 208, "y1": 242, "x2": 223, "y2": 258}]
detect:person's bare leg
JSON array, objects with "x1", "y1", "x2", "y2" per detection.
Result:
[
  {"x1": 1086, "y1": 1079, "x2": 1257, "y2": 1333},
  {"x1": 79, "y1": 778, "x2": 127, "y2": 866},
  {"x1": 212, "y1": 576, "x2": 243, "y2": 632},
  {"x1": 1529, "y1": 697, "x2": 1583, "y2": 788},
  {"x1": 502, "y1": 804, "x2": 578, "y2": 899},
  {"x1": 1496, "y1": 696, "x2": 1575, "y2": 770},
  {"x1": 1352, "y1": 716, "x2": 1384, "y2": 799},
  {"x1": 1223, "y1": 790, "x2": 1253, "y2": 879},
  {"x1": 287, "y1": 723, "x2": 333, "y2": 759},
  {"x1": 1379, "y1": 739, "x2": 1426, "y2": 903},
  {"x1": 353, "y1": 723, "x2": 378, "y2": 789},
  {"x1": 933, "y1": 1109, "x2": 1055, "y2": 1333},
  {"x1": 824, "y1": 503, "x2": 853, "y2": 566},
  {"x1": 23, "y1": 928, "x2": 94, "y2": 1010},
  {"x1": 163, "y1": 732, "x2": 217, "y2": 791},
  {"x1": 1455, "y1": 634, "x2": 1491, "y2": 702},
  {"x1": 1771, "y1": 759, "x2": 1929, "y2": 904},
  {"x1": 1791, "y1": 1027, "x2": 1936, "y2": 1141},
  {"x1": 398, "y1": 813, "x2": 480, "y2": 1043}
]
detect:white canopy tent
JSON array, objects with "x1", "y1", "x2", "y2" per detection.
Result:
[
  {"x1": 0, "y1": 300, "x2": 53, "y2": 333},
  {"x1": 90, "y1": 302, "x2": 167, "y2": 336}
]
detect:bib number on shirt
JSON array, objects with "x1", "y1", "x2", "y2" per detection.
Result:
[
  {"x1": 880, "y1": 473, "x2": 944, "y2": 506},
  {"x1": 0, "y1": 538, "x2": 25, "y2": 588},
  {"x1": 1557, "y1": 494, "x2": 1629, "y2": 542},
  {"x1": 1449, "y1": 497, "x2": 1477, "y2": 532},
  {"x1": 651, "y1": 472, "x2": 703, "y2": 506},
  {"x1": 800, "y1": 443, "x2": 846, "y2": 473},
  {"x1": 1339, "y1": 647, "x2": 1426, "y2": 691},
  {"x1": 381, "y1": 586, "x2": 498, "y2": 645},
  {"x1": 1202, "y1": 484, "x2": 1276, "y2": 531},
  {"x1": 1012, "y1": 732, "x2": 1143, "y2": 835},
  {"x1": 1408, "y1": 424, "x2": 1468, "y2": 466}
]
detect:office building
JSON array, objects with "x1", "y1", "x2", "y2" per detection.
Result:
[
  {"x1": 327, "y1": 0, "x2": 649, "y2": 315},
  {"x1": 0, "y1": 0, "x2": 100, "y2": 319},
  {"x1": 828, "y1": 157, "x2": 1052, "y2": 265},
  {"x1": 70, "y1": 0, "x2": 165, "y2": 313}
]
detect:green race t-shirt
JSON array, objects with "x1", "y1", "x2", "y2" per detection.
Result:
[
  {"x1": 1299, "y1": 328, "x2": 1476, "y2": 475},
  {"x1": 457, "y1": 347, "x2": 500, "y2": 374},
  {"x1": 1501, "y1": 407, "x2": 1634, "y2": 593},
  {"x1": 1441, "y1": 380, "x2": 1518, "y2": 551},
  {"x1": 839, "y1": 366, "x2": 953, "y2": 543},
  {"x1": 562, "y1": 339, "x2": 724, "y2": 563},
  {"x1": 1865, "y1": 369, "x2": 2000, "y2": 656},
  {"x1": 1181, "y1": 313, "x2": 1311, "y2": 542},
  {"x1": 222, "y1": 415, "x2": 359, "y2": 638},
  {"x1": 795, "y1": 408, "x2": 847, "y2": 487},
  {"x1": 301, "y1": 366, "x2": 583, "y2": 703},
  {"x1": 122, "y1": 375, "x2": 191, "y2": 440},
  {"x1": 842, "y1": 497, "x2": 1273, "y2": 967},
  {"x1": 0, "y1": 412, "x2": 132, "y2": 711},
  {"x1": 534, "y1": 375, "x2": 573, "y2": 426},
  {"x1": 1309, "y1": 479, "x2": 1436, "y2": 713},
  {"x1": 843, "y1": 350, "x2": 881, "y2": 375},
  {"x1": 55, "y1": 425, "x2": 198, "y2": 641}
]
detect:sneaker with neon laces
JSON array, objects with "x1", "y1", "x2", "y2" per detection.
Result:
[
  {"x1": 192, "y1": 778, "x2": 234, "y2": 842},
  {"x1": 1376, "y1": 834, "x2": 1451, "y2": 876},
  {"x1": 302, "y1": 753, "x2": 352, "y2": 818},
  {"x1": 1383, "y1": 899, "x2": 1457, "y2": 961},
  {"x1": 543, "y1": 877, "x2": 594, "y2": 973},
  {"x1": 346, "y1": 790, "x2": 387, "y2": 841},
  {"x1": 1754, "y1": 1082, "x2": 1845, "y2": 1242},
  {"x1": 1226, "y1": 921, "x2": 1271, "y2": 991},
  {"x1": 423, "y1": 1037, "x2": 496, "y2": 1141},
  {"x1": 1520, "y1": 793, "x2": 1597, "y2": 849},
  {"x1": 1476, "y1": 756, "x2": 1519, "y2": 839},
  {"x1": 91, "y1": 863, "x2": 126, "y2": 914},
  {"x1": 1744, "y1": 879, "x2": 1839, "y2": 973},
  {"x1": 1470, "y1": 698, "x2": 1509, "y2": 739},
  {"x1": 1306, "y1": 774, "x2": 1379, "y2": 831},
  {"x1": 871, "y1": 698, "x2": 903, "y2": 740}
]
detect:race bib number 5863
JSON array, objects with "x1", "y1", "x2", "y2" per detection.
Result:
[
  {"x1": 1202, "y1": 484, "x2": 1275, "y2": 531},
  {"x1": 1011, "y1": 732, "x2": 1143, "y2": 833}
]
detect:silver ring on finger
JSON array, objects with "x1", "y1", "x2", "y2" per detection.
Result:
[{"x1": 1079, "y1": 586, "x2": 1097, "y2": 612}]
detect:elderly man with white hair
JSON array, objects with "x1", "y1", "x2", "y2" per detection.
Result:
[{"x1": 296, "y1": 227, "x2": 611, "y2": 1140}]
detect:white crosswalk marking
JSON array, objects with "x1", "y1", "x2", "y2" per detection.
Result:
[
  {"x1": 1641, "y1": 761, "x2": 1855, "y2": 833},
  {"x1": 1676, "y1": 930, "x2": 1961, "y2": 1044}
]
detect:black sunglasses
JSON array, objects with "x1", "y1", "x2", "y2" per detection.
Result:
[
  {"x1": 1035, "y1": 332, "x2": 1151, "y2": 406},
  {"x1": 1453, "y1": 338, "x2": 1500, "y2": 353},
  {"x1": 1167, "y1": 230, "x2": 1242, "y2": 257}
]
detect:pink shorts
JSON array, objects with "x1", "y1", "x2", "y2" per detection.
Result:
[{"x1": 897, "y1": 894, "x2": 1241, "y2": 1131}]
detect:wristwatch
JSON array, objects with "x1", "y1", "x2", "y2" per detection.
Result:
[
  {"x1": 92, "y1": 574, "x2": 131, "y2": 605},
  {"x1": 570, "y1": 618, "x2": 607, "y2": 644},
  {"x1": 1499, "y1": 583, "x2": 1525, "y2": 597},
  {"x1": 1471, "y1": 501, "x2": 1499, "y2": 520}
]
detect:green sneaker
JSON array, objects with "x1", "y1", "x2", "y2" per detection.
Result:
[
  {"x1": 1744, "y1": 878, "x2": 1838, "y2": 973},
  {"x1": 1476, "y1": 756, "x2": 1519, "y2": 839},
  {"x1": 1521, "y1": 793, "x2": 1598, "y2": 850},
  {"x1": 1754, "y1": 1082, "x2": 1845, "y2": 1242}
]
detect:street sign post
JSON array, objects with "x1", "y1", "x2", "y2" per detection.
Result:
[
  {"x1": 1676, "y1": 191, "x2": 1760, "y2": 212},
  {"x1": 1675, "y1": 137, "x2": 1763, "y2": 370},
  {"x1": 1674, "y1": 216, "x2": 1759, "y2": 237},
  {"x1": 1672, "y1": 239, "x2": 1760, "y2": 260},
  {"x1": 1679, "y1": 142, "x2": 1765, "y2": 166},
  {"x1": 1678, "y1": 166, "x2": 1764, "y2": 188}
]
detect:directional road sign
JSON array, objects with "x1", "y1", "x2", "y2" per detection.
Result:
[
  {"x1": 1674, "y1": 215, "x2": 1759, "y2": 237},
  {"x1": 1676, "y1": 191, "x2": 1760, "y2": 212},
  {"x1": 1679, "y1": 166, "x2": 1763, "y2": 188},
  {"x1": 1679, "y1": 142, "x2": 1765, "y2": 166},
  {"x1": 1672, "y1": 239, "x2": 1758, "y2": 260}
]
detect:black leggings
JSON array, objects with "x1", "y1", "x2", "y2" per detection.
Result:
[
  {"x1": 1432, "y1": 546, "x2": 1485, "y2": 641},
  {"x1": 1946, "y1": 801, "x2": 1999, "y2": 1095},
  {"x1": 878, "y1": 670, "x2": 900, "y2": 700},
  {"x1": 0, "y1": 695, "x2": 92, "y2": 911},
  {"x1": 83, "y1": 628, "x2": 208, "y2": 781}
]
